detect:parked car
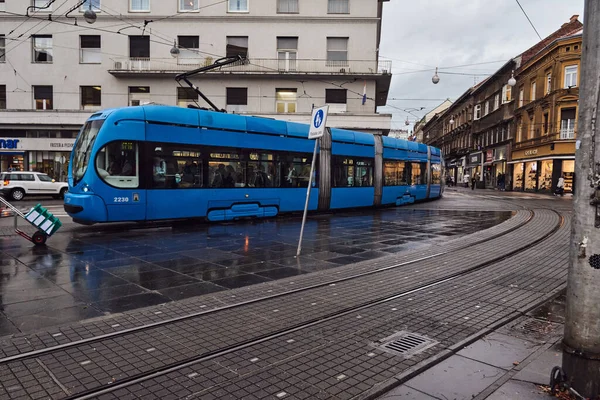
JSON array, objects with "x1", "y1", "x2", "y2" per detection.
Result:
[{"x1": 0, "y1": 172, "x2": 68, "y2": 201}]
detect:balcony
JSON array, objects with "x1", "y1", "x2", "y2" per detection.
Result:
[
  {"x1": 513, "y1": 130, "x2": 577, "y2": 149},
  {"x1": 109, "y1": 57, "x2": 392, "y2": 77}
]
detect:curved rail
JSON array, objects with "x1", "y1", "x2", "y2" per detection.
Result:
[{"x1": 66, "y1": 210, "x2": 563, "y2": 400}]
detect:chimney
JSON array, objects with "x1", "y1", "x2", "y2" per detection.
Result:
[{"x1": 570, "y1": 14, "x2": 580, "y2": 22}]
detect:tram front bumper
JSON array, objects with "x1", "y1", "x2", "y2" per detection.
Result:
[{"x1": 64, "y1": 192, "x2": 108, "y2": 223}]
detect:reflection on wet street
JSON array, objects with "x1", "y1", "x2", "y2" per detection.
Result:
[{"x1": 0, "y1": 209, "x2": 511, "y2": 335}]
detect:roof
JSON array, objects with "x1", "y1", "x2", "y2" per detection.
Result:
[{"x1": 519, "y1": 16, "x2": 582, "y2": 66}]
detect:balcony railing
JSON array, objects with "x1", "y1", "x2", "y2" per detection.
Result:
[
  {"x1": 513, "y1": 130, "x2": 577, "y2": 149},
  {"x1": 110, "y1": 57, "x2": 392, "y2": 75}
]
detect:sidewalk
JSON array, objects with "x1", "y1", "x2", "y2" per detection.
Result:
[{"x1": 378, "y1": 295, "x2": 566, "y2": 400}]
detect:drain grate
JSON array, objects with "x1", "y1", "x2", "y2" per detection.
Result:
[{"x1": 375, "y1": 331, "x2": 438, "y2": 358}]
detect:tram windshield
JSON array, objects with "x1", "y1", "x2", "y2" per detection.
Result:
[{"x1": 72, "y1": 119, "x2": 104, "y2": 186}]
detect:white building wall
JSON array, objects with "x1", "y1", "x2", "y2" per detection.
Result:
[{"x1": 0, "y1": 0, "x2": 390, "y2": 128}]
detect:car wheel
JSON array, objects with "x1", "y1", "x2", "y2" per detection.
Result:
[
  {"x1": 11, "y1": 188, "x2": 24, "y2": 201},
  {"x1": 59, "y1": 187, "x2": 68, "y2": 200}
]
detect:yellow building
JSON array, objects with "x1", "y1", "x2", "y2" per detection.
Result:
[{"x1": 511, "y1": 21, "x2": 582, "y2": 193}]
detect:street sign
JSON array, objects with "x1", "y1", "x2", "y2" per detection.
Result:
[{"x1": 309, "y1": 105, "x2": 329, "y2": 139}]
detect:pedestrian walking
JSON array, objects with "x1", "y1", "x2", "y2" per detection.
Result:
[
  {"x1": 471, "y1": 174, "x2": 477, "y2": 190},
  {"x1": 555, "y1": 175, "x2": 565, "y2": 196},
  {"x1": 463, "y1": 173, "x2": 470, "y2": 188}
]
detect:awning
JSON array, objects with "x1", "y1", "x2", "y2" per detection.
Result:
[{"x1": 508, "y1": 155, "x2": 575, "y2": 164}]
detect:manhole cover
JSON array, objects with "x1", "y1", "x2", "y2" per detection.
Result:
[
  {"x1": 374, "y1": 331, "x2": 438, "y2": 358},
  {"x1": 517, "y1": 319, "x2": 559, "y2": 335}
]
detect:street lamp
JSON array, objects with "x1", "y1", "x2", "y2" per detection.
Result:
[
  {"x1": 170, "y1": 40, "x2": 180, "y2": 58},
  {"x1": 432, "y1": 67, "x2": 440, "y2": 84},
  {"x1": 508, "y1": 70, "x2": 516, "y2": 87},
  {"x1": 83, "y1": 1, "x2": 97, "y2": 24}
]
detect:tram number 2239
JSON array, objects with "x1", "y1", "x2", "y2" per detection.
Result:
[{"x1": 114, "y1": 197, "x2": 130, "y2": 203}]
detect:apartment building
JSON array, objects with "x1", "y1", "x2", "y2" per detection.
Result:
[{"x1": 0, "y1": 0, "x2": 392, "y2": 178}]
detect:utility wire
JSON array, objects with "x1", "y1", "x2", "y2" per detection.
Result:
[{"x1": 515, "y1": 0, "x2": 543, "y2": 41}]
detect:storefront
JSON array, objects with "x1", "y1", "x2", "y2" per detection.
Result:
[
  {"x1": 509, "y1": 142, "x2": 575, "y2": 193},
  {"x1": 482, "y1": 146, "x2": 509, "y2": 189},
  {"x1": 467, "y1": 152, "x2": 484, "y2": 188},
  {"x1": 0, "y1": 138, "x2": 74, "y2": 181}
]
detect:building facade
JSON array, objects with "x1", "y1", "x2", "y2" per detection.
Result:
[
  {"x1": 422, "y1": 15, "x2": 582, "y2": 192},
  {"x1": 0, "y1": 0, "x2": 392, "y2": 178},
  {"x1": 511, "y1": 26, "x2": 582, "y2": 193},
  {"x1": 413, "y1": 98, "x2": 452, "y2": 143}
]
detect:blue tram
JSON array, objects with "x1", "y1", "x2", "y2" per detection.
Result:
[{"x1": 64, "y1": 105, "x2": 443, "y2": 224}]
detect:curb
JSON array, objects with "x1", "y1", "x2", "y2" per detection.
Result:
[{"x1": 355, "y1": 285, "x2": 567, "y2": 400}]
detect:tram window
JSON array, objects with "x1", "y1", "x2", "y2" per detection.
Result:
[
  {"x1": 431, "y1": 163, "x2": 441, "y2": 184},
  {"x1": 208, "y1": 151, "x2": 243, "y2": 188},
  {"x1": 151, "y1": 144, "x2": 204, "y2": 189},
  {"x1": 280, "y1": 154, "x2": 315, "y2": 188},
  {"x1": 247, "y1": 152, "x2": 276, "y2": 188},
  {"x1": 411, "y1": 162, "x2": 424, "y2": 185},
  {"x1": 96, "y1": 141, "x2": 139, "y2": 188},
  {"x1": 383, "y1": 161, "x2": 407, "y2": 186},
  {"x1": 333, "y1": 157, "x2": 373, "y2": 187}
]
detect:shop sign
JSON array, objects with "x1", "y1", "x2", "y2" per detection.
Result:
[
  {"x1": 0, "y1": 138, "x2": 75, "y2": 152},
  {"x1": 0, "y1": 139, "x2": 20, "y2": 149},
  {"x1": 524, "y1": 149, "x2": 538, "y2": 156},
  {"x1": 486, "y1": 150, "x2": 493, "y2": 162},
  {"x1": 468, "y1": 153, "x2": 482, "y2": 165}
]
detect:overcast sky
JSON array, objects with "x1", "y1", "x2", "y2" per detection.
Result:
[{"x1": 378, "y1": 0, "x2": 585, "y2": 131}]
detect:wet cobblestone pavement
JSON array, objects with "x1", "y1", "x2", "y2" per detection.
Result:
[{"x1": 0, "y1": 206, "x2": 510, "y2": 335}]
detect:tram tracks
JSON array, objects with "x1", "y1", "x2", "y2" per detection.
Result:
[
  {"x1": 0, "y1": 210, "x2": 564, "y2": 400},
  {"x1": 0, "y1": 210, "x2": 533, "y2": 365},
  {"x1": 58, "y1": 209, "x2": 563, "y2": 400}
]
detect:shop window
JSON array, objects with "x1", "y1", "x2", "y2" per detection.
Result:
[
  {"x1": 95, "y1": 141, "x2": 139, "y2": 188},
  {"x1": 277, "y1": 0, "x2": 298, "y2": 13},
  {"x1": 275, "y1": 88, "x2": 297, "y2": 113},
  {"x1": 33, "y1": 86, "x2": 53, "y2": 110},
  {"x1": 177, "y1": 87, "x2": 197, "y2": 108},
  {"x1": 226, "y1": 87, "x2": 247, "y2": 113},
  {"x1": 560, "y1": 108, "x2": 576, "y2": 139},
  {"x1": 328, "y1": 0, "x2": 349, "y2": 14},
  {"x1": 383, "y1": 160, "x2": 407, "y2": 186},
  {"x1": 326, "y1": 37, "x2": 348, "y2": 66},
  {"x1": 539, "y1": 160, "x2": 553, "y2": 191},
  {"x1": 333, "y1": 157, "x2": 373, "y2": 187},
  {"x1": 80, "y1": 86, "x2": 101, "y2": 110},
  {"x1": 277, "y1": 37, "x2": 298, "y2": 72},
  {"x1": 525, "y1": 161, "x2": 537, "y2": 191},
  {"x1": 513, "y1": 163, "x2": 524, "y2": 191},
  {"x1": 226, "y1": 36, "x2": 248, "y2": 58},
  {"x1": 0, "y1": 85, "x2": 5, "y2": 109},
  {"x1": 129, "y1": 86, "x2": 150, "y2": 106},
  {"x1": 32, "y1": 35, "x2": 53, "y2": 63},
  {"x1": 563, "y1": 160, "x2": 574, "y2": 192}
]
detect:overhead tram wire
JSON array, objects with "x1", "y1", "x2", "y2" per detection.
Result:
[{"x1": 515, "y1": 0, "x2": 543, "y2": 41}]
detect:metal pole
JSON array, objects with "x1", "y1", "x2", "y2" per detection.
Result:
[
  {"x1": 562, "y1": 2, "x2": 600, "y2": 397},
  {"x1": 296, "y1": 138, "x2": 319, "y2": 257}
]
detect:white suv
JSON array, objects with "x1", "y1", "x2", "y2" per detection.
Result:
[{"x1": 0, "y1": 172, "x2": 68, "y2": 201}]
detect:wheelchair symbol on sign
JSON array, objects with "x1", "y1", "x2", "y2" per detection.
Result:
[{"x1": 314, "y1": 110, "x2": 324, "y2": 128}]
